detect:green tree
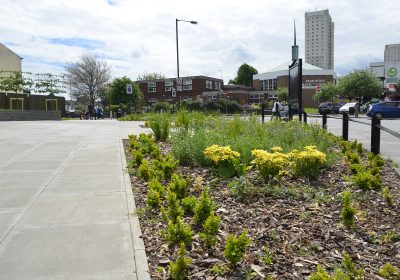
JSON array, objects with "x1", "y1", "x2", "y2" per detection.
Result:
[
  {"x1": 34, "y1": 73, "x2": 66, "y2": 95},
  {"x1": 108, "y1": 76, "x2": 143, "y2": 112},
  {"x1": 137, "y1": 71, "x2": 166, "y2": 81},
  {"x1": 338, "y1": 68, "x2": 381, "y2": 100},
  {"x1": 229, "y1": 63, "x2": 258, "y2": 86},
  {"x1": 277, "y1": 86, "x2": 288, "y2": 102},
  {"x1": 0, "y1": 71, "x2": 29, "y2": 93},
  {"x1": 65, "y1": 54, "x2": 112, "y2": 106},
  {"x1": 313, "y1": 82, "x2": 339, "y2": 103}
]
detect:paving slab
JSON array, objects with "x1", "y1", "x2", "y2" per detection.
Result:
[
  {"x1": 0, "y1": 160, "x2": 64, "y2": 171},
  {"x1": 0, "y1": 211, "x2": 23, "y2": 241},
  {"x1": 0, "y1": 171, "x2": 53, "y2": 187},
  {"x1": 0, "y1": 187, "x2": 43, "y2": 210}
]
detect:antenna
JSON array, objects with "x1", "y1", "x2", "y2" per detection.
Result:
[
  {"x1": 292, "y1": 19, "x2": 299, "y2": 61},
  {"x1": 294, "y1": 19, "x2": 297, "y2": 45}
]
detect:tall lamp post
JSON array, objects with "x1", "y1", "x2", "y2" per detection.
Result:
[{"x1": 176, "y1": 18, "x2": 197, "y2": 79}]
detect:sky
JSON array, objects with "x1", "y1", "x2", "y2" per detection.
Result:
[{"x1": 1, "y1": 0, "x2": 400, "y2": 84}]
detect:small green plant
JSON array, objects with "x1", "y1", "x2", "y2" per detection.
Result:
[
  {"x1": 204, "y1": 144, "x2": 245, "y2": 178},
  {"x1": 165, "y1": 191, "x2": 184, "y2": 223},
  {"x1": 288, "y1": 146, "x2": 327, "y2": 179},
  {"x1": 175, "y1": 110, "x2": 190, "y2": 130},
  {"x1": 378, "y1": 262, "x2": 400, "y2": 279},
  {"x1": 341, "y1": 253, "x2": 365, "y2": 279},
  {"x1": 137, "y1": 159, "x2": 154, "y2": 181},
  {"x1": 133, "y1": 149, "x2": 144, "y2": 166},
  {"x1": 148, "y1": 179, "x2": 166, "y2": 197},
  {"x1": 169, "y1": 243, "x2": 192, "y2": 280},
  {"x1": 146, "y1": 189, "x2": 162, "y2": 208},
  {"x1": 382, "y1": 187, "x2": 394, "y2": 206},
  {"x1": 351, "y1": 171, "x2": 382, "y2": 190},
  {"x1": 368, "y1": 153, "x2": 385, "y2": 168},
  {"x1": 181, "y1": 196, "x2": 197, "y2": 216},
  {"x1": 341, "y1": 191, "x2": 356, "y2": 229},
  {"x1": 128, "y1": 134, "x2": 139, "y2": 149},
  {"x1": 227, "y1": 176, "x2": 260, "y2": 202},
  {"x1": 345, "y1": 150, "x2": 361, "y2": 165},
  {"x1": 157, "y1": 155, "x2": 179, "y2": 180},
  {"x1": 224, "y1": 230, "x2": 251, "y2": 267},
  {"x1": 168, "y1": 173, "x2": 188, "y2": 200},
  {"x1": 165, "y1": 217, "x2": 193, "y2": 246},
  {"x1": 259, "y1": 242, "x2": 273, "y2": 265},
  {"x1": 199, "y1": 211, "x2": 221, "y2": 248},
  {"x1": 194, "y1": 187, "x2": 215, "y2": 226},
  {"x1": 381, "y1": 230, "x2": 400, "y2": 243},
  {"x1": 210, "y1": 263, "x2": 226, "y2": 276},
  {"x1": 149, "y1": 114, "x2": 170, "y2": 142},
  {"x1": 192, "y1": 176, "x2": 204, "y2": 192}
]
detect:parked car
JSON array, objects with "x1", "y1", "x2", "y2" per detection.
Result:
[
  {"x1": 367, "y1": 101, "x2": 400, "y2": 119},
  {"x1": 318, "y1": 102, "x2": 342, "y2": 114},
  {"x1": 339, "y1": 102, "x2": 358, "y2": 114}
]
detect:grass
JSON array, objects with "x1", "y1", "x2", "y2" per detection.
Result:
[
  {"x1": 170, "y1": 115, "x2": 338, "y2": 166},
  {"x1": 304, "y1": 107, "x2": 318, "y2": 114}
]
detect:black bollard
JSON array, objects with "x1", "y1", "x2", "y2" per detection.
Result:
[
  {"x1": 322, "y1": 112, "x2": 327, "y2": 129},
  {"x1": 371, "y1": 114, "x2": 380, "y2": 154},
  {"x1": 342, "y1": 112, "x2": 349, "y2": 141}
]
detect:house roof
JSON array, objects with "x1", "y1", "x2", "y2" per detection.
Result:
[{"x1": 0, "y1": 43, "x2": 23, "y2": 59}]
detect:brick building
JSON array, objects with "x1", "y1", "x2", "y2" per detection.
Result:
[
  {"x1": 253, "y1": 61, "x2": 336, "y2": 108},
  {"x1": 137, "y1": 75, "x2": 223, "y2": 106}
]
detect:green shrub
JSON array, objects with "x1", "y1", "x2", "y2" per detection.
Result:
[
  {"x1": 194, "y1": 187, "x2": 215, "y2": 226},
  {"x1": 341, "y1": 253, "x2": 365, "y2": 279},
  {"x1": 224, "y1": 230, "x2": 251, "y2": 267},
  {"x1": 148, "y1": 179, "x2": 165, "y2": 197},
  {"x1": 175, "y1": 110, "x2": 190, "y2": 130},
  {"x1": 349, "y1": 163, "x2": 365, "y2": 174},
  {"x1": 168, "y1": 174, "x2": 188, "y2": 200},
  {"x1": 137, "y1": 159, "x2": 154, "y2": 181},
  {"x1": 181, "y1": 196, "x2": 197, "y2": 216},
  {"x1": 351, "y1": 171, "x2": 382, "y2": 190},
  {"x1": 368, "y1": 153, "x2": 385, "y2": 167},
  {"x1": 345, "y1": 151, "x2": 360, "y2": 164},
  {"x1": 309, "y1": 265, "x2": 330, "y2": 280},
  {"x1": 381, "y1": 230, "x2": 400, "y2": 243},
  {"x1": 169, "y1": 243, "x2": 192, "y2": 280},
  {"x1": 157, "y1": 155, "x2": 179, "y2": 180},
  {"x1": 227, "y1": 177, "x2": 260, "y2": 201},
  {"x1": 199, "y1": 211, "x2": 221, "y2": 248},
  {"x1": 288, "y1": 146, "x2": 327, "y2": 179},
  {"x1": 382, "y1": 187, "x2": 394, "y2": 206},
  {"x1": 378, "y1": 262, "x2": 400, "y2": 279},
  {"x1": 133, "y1": 149, "x2": 144, "y2": 166},
  {"x1": 128, "y1": 134, "x2": 139, "y2": 149},
  {"x1": 149, "y1": 114, "x2": 170, "y2": 142},
  {"x1": 341, "y1": 191, "x2": 356, "y2": 229},
  {"x1": 251, "y1": 147, "x2": 289, "y2": 179},
  {"x1": 146, "y1": 189, "x2": 161, "y2": 208},
  {"x1": 259, "y1": 242, "x2": 272, "y2": 265},
  {"x1": 166, "y1": 191, "x2": 184, "y2": 223},
  {"x1": 165, "y1": 217, "x2": 193, "y2": 246}
]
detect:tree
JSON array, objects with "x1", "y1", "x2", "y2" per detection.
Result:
[
  {"x1": 34, "y1": 73, "x2": 66, "y2": 95},
  {"x1": 108, "y1": 76, "x2": 143, "y2": 112},
  {"x1": 65, "y1": 54, "x2": 112, "y2": 106},
  {"x1": 0, "y1": 71, "x2": 28, "y2": 93},
  {"x1": 313, "y1": 82, "x2": 339, "y2": 103},
  {"x1": 338, "y1": 69, "x2": 381, "y2": 100},
  {"x1": 277, "y1": 86, "x2": 288, "y2": 102},
  {"x1": 229, "y1": 63, "x2": 258, "y2": 86},
  {"x1": 137, "y1": 71, "x2": 166, "y2": 81}
]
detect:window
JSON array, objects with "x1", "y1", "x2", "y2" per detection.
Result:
[
  {"x1": 206, "y1": 80, "x2": 213, "y2": 89},
  {"x1": 148, "y1": 88, "x2": 156, "y2": 93},
  {"x1": 165, "y1": 87, "x2": 173, "y2": 91},
  {"x1": 215, "y1": 82, "x2": 221, "y2": 90},
  {"x1": 183, "y1": 79, "x2": 192, "y2": 85},
  {"x1": 165, "y1": 80, "x2": 173, "y2": 86},
  {"x1": 148, "y1": 82, "x2": 156, "y2": 87},
  {"x1": 183, "y1": 85, "x2": 192, "y2": 90}
]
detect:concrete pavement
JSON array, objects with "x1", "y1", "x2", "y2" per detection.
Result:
[{"x1": 0, "y1": 120, "x2": 150, "y2": 280}]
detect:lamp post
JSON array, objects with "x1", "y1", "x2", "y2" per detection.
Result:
[{"x1": 176, "y1": 18, "x2": 197, "y2": 79}]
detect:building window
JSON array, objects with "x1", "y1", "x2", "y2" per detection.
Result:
[
  {"x1": 183, "y1": 85, "x2": 192, "y2": 90},
  {"x1": 148, "y1": 82, "x2": 156, "y2": 87},
  {"x1": 165, "y1": 80, "x2": 173, "y2": 86},
  {"x1": 215, "y1": 82, "x2": 221, "y2": 90},
  {"x1": 165, "y1": 87, "x2": 173, "y2": 92},
  {"x1": 148, "y1": 87, "x2": 156, "y2": 93},
  {"x1": 183, "y1": 79, "x2": 192, "y2": 85},
  {"x1": 206, "y1": 80, "x2": 213, "y2": 89}
]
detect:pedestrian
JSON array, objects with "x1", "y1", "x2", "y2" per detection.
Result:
[{"x1": 271, "y1": 100, "x2": 282, "y2": 120}]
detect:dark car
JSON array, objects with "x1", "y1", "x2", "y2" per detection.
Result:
[
  {"x1": 367, "y1": 101, "x2": 400, "y2": 119},
  {"x1": 318, "y1": 102, "x2": 342, "y2": 114}
]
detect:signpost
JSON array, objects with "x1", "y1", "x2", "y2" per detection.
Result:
[{"x1": 126, "y1": 84, "x2": 132, "y2": 94}]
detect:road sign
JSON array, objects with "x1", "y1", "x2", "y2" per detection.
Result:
[
  {"x1": 171, "y1": 88, "x2": 177, "y2": 97},
  {"x1": 315, "y1": 85, "x2": 321, "y2": 93},
  {"x1": 126, "y1": 84, "x2": 133, "y2": 94},
  {"x1": 388, "y1": 83, "x2": 396, "y2": 92}
]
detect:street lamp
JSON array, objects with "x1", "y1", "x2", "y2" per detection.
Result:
[{"x1": 176, "y1": 18, "x2": 197, "y2": 78}]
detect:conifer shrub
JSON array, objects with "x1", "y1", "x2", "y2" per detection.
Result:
[
  {"x1": 341, "y1": 191, "x2": 356, "y2": 229},
  {"x1": 148, "y1": 178, "x2": 166, "y2": 197},
  {"x1": 165, "y1": 217, "x2": 193, "y2": 246},
  {"x1": 194, "y1": 187, "x2": 215, "y2": 226},
  {"x1": 351, "y1": 171, "x2": 382, "y2": 190},
  {"x1": 368, "y1": 153, "x2": 385, "y2": 168},
  {"x1": 146, "y1": 189, "x2": 161, "y2": 208},
  {"x1": 149, "y1": 114, "x2": 170, "y2": 142},
  {"x1": 165, "y1": 191, "x2": 184, "y2": 223},
  {"x1": 128, "y1": 134, "x2": 139, "y2": 150},
  {"x1": 382, "y1": 187, "x2": 394, "y2": 206},
  {"x1": 169, "y1": 243, "x2": 192, "y2": 280},
  {"x1": 199, "y1": 211, "x2": 221, "y2": 248},
  {"x1": 224, "y1": 230, "x2": 251, "y2": 267},
  {"x1": 309, "y1": 253, "x2": 365, "y2": 279},
  {"x1": 168, "y1": 174, "x2": 188, "y2": 200},
  {"x1": 181, "y1": 196, "x2": 197, "y2": 216},
  {"x1": 133, "y1": 149, "x2": 144, "y2": 166},
  {"x1": 156, "y1": 155, "x2": 179, "y2": 180},
  {"x1": 137, "y1": 159, "x2": 154, "y2": 181},
  {"x1": 345, "y1": 150, "x2": 361, "y2": 164},
  {"x1": 378, "y1": 262, "x2": 400, "y2": 279}
]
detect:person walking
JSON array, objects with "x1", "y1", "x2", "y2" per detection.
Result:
[{"x1": 271, "y1": 100, "x2": 282, "y2": 120}]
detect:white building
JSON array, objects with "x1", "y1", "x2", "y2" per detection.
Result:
[
  {"x1": 0, "y1": 43, "x2": 22, "y2": 73},
  {"x1": 305, "y1": 9, "x2": 334, "y2": 70},
  {"x1": 369, "y1": 61, "x2": 399, "y2": 91},
  {"x1": 384, "y1": 44, "x2": 400, "y2": 63}
]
